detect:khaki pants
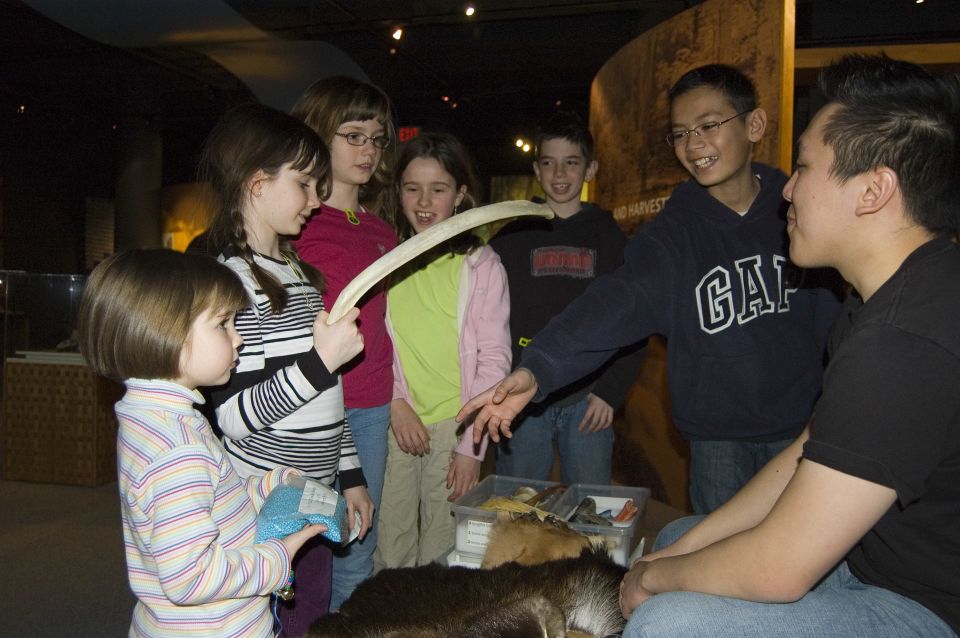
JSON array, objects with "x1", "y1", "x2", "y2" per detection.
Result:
[{"x1": 374, "y1": 417, "x2": 459, "y2": 570}]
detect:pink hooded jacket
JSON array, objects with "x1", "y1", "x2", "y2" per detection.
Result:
[{"x1": 388, "y1": 244, "x2": 511, "y2": 460}]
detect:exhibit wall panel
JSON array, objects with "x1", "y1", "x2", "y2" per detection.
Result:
[{"x1": 590, "y1": 0, "x2": 795, "y2": 235}]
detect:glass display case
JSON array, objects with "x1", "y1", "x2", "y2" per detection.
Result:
[{"x1": 0, "y1": 271, "x2": 122, "y2": 486}]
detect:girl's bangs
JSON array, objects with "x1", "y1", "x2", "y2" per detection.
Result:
[
  {"x1": 341, "y1": 103, "x2": 389, "y2": 127},
  {"x1": 290, "y1": 139, "x2": 322, "y2": 176},
  {"x1": 198, "y1": 269, "x2": 250, "y2": 317}
]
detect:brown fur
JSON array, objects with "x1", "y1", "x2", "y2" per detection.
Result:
[
  {"x1": 309, "y1": 516, "x2": 626, "y2": 638},
  {"x1": 481, "y1": 512, "x2": 596, "y2": 568}
]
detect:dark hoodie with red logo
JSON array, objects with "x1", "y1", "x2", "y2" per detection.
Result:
[{"x1": 490, "y1": 202, "x2": 641, "y2": 408}]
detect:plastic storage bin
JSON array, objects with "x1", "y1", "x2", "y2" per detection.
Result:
[
  {"x1": 441, "y1": 548, "x2": 483, "y2": 569},
  {"x1": 551, "y1": 483, "x2": 651, "y2": 566},
  {"x1": 451, "y1": 474, "x2": 562, "y2": 555}
]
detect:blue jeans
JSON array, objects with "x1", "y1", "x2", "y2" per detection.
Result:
[
  {"x1": 495, "y1": 396, "x2": 613, "y2": 485},
  {"x1": 624, "y1": 516, "x2": 956, "y2": 638},
  {"x1": 688, "y1": 438, "x2": 793, "y2": 514},
  {"x1": 331, "y1": 403, "x2": 389, "y2": 610}
]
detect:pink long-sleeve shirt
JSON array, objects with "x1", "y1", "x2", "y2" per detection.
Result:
[{"x1": 294, "y1": 203, "x2": 397, "y2": 408}]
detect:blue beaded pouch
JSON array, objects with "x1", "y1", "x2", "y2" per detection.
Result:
[{"x1": 255, "y1": 476, "x2": 357, "y2": 545}]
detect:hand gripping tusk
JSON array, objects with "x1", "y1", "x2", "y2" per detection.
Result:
[{"x1": 326, "y1": 200, "x2": 553, "y2": 324}]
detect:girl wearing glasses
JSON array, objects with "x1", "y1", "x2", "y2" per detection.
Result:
[{"x1": 291, "y1": 76, "x2": 398, "y2": 612}]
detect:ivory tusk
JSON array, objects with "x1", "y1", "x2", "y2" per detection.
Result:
[{"x1": 326, "y1": 200, "x2": 553, "y2": 324}]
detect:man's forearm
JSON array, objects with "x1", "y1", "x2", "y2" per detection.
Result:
[{"x1": 656, "y1": 426, "x2": 809, "y2": 557}]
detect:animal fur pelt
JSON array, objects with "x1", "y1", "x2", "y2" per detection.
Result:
[
  {"x1": 481, "y1": 511, "x2": 601, "y2": 569},
  {"x1": 308, "y1": 545, "x2": 626, "y2": 638}
]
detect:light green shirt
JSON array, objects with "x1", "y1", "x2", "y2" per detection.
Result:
[{"x1": 389, "y1": 253, "x2": 465, "y2": 424}]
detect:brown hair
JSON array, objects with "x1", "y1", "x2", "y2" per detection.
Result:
[
  {"x1": 201, "y1": 102, "x2": 329, "y2": 312},
  {"x1": 292, "y1": 76, "x2": 397, "y2": 222},
  {"x1": 77, "y1": 249, "x2": 248, "y2": 382},
  {"x1": 390, "y1": 131, "x2": 482, "y2": 256}
]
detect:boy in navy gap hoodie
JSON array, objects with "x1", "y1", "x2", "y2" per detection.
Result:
[{"x1": 462, "y1": 65, "x2": 841, "y2": 514}]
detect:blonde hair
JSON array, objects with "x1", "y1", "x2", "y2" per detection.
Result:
[
  {"x1": 77, "y1": 249, "x2": 248, "y2": 382},
  {"x1": 292, "y1": 76, "x2": 397, "y2": 222}
]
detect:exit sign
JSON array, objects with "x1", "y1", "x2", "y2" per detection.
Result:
[{"x1": 398, "y1": 126, "x2": 421, "y2": 142}]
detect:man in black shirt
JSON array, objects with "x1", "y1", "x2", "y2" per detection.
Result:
[{"x1": 465, "y1": 55, "x2": 960, "y2": 637}]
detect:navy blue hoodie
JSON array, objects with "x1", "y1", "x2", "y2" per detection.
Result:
[{"x1": 521, "y1": 163, "x2": 841, "y2": 441}]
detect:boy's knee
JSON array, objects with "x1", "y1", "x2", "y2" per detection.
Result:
[{"x1": 652, "y1": 515, "x2": 704, "y2": 551}]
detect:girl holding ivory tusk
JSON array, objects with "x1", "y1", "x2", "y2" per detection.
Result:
[{"x1": 202, "y1": 103, "x2": 372, "y2": 637}]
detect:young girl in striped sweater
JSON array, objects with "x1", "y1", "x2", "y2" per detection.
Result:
[
  {"x1": 202, "y1": 103, "x2": 372, "y2": 637},
  {"x1": 77, "y1": 248, "x2": 325, "y2": 638}
]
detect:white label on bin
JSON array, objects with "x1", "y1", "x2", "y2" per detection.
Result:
[{"x1": 466, "y1": 519, "x2": 493, "y2": 549}]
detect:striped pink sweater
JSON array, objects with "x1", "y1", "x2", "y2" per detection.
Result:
[{"x1": 115, "y1": 379, "x2": 294, "y2": 637}]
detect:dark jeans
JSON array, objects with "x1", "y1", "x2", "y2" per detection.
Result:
[{"x1": 688, "y1": 438, "x2": 793, "y2": 514}]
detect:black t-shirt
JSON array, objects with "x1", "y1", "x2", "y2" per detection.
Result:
[{"x1": 804, "y1": 237, "x2": 960, "y2": 633}]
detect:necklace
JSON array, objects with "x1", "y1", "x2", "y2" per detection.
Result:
[
  {"x1": 344, "y1": 207, "x2": 361, "y2": 225},
  {"x1": 280, "y1": 252, "x2": 316, "y2": 313}
]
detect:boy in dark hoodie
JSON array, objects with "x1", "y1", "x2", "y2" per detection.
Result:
[
  {"x1": 463, "y1": 65, "x2": 841, "y2": 514},
  {"x1": 489, "y1": 112, "x2": 641, "y2": 486}
]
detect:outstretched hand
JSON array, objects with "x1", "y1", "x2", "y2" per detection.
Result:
[{"x1": 455, "y1": 368, "x2": 538, "y2": 443}]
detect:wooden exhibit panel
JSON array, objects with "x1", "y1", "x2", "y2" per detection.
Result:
[{"x1": 590, "y1": 0, "x2": 795, "y2": 235}]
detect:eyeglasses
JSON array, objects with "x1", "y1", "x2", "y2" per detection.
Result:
[
  {"x1": 334, "y1": 131, "x2": 391, "y2": 149},
  {"x1": 665, "y1": 110, "x2": 752, "y2": 147}
]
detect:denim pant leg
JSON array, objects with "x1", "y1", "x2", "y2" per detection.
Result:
[
  {"x1": 495, "y1": 405, "x2": 556, "y2": 481},
  {"x1": 331, "y1": 403, "x2": 390, "y2": 610},
  {"x1": 625, "y1": 563, "x2": 956, "y2": 638},
  {"x1": 653, "y1": 514, "x2": 702, "y2": 551},
  {"x1": 555, "y1": 397, "x2": 614, "y2": 485},
  {"x1": 628, "y1": 516, "x2": 957, "y2": 638},
  {"x1": 688, "y1": 439, "x2": 793, "y2": 515}
]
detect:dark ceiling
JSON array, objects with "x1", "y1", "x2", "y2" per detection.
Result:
[
  {"x1": 1, "y1": 0, "x2": 956, "y2": 196},
  {"x1": 225, "y1": 0, "x2": 703, "y2": 175}
]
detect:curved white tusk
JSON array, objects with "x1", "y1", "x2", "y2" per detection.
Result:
[{"x1": 327, "y1": 200, "x2": 552, "y2": 324}]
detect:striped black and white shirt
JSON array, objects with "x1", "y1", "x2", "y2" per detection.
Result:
[{"x1": 210, "y1": 251, "x2": 364, "y2": 490}]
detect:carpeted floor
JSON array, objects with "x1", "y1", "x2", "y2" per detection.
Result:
[
  {"x1": 0, "y1": 479, "x2": 134, "y2": 637},
  {"x1": 0, "y1": 474, "x2": 681, "y2": 637}
]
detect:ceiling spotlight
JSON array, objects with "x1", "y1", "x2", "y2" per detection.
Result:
[
  {"x1": 465, "y1": 4, "x2": 476, "y2": 16},
  {"x1": 515, "y1": 138, "x2": 524, "y2": 147},
  {"x1": 522, "y1": 143, "x2": 531, "y2": 153},
  {"x1": 389, "y1": 47, "x2": 397, "y2": 55},
  {"x1": 442, "y1": 95, "x2": 450, "y2": 102},
  {"x1": 392, "y1": 27, "x2": 403, "y2": 40}
]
